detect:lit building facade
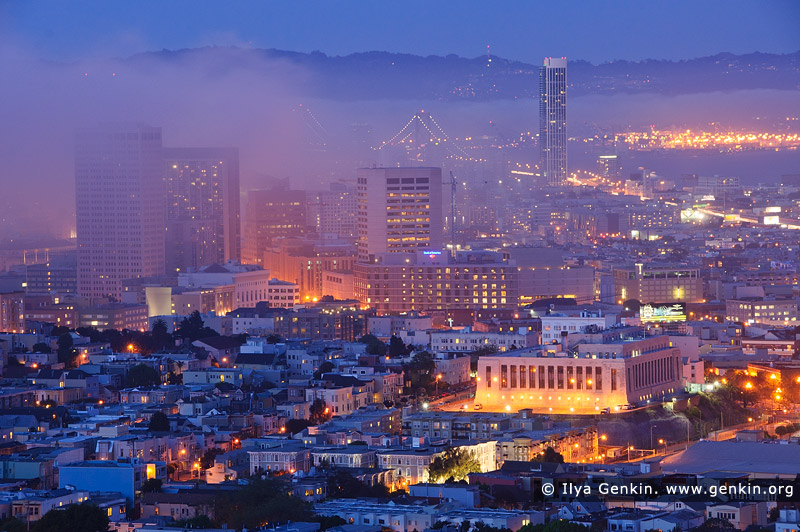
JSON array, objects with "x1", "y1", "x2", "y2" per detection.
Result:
[
  {"x1": 163, "y1": 147, "x2": 241, "y2": 271},
  {"x1": 242, "y1": 188, "x2": 307, "y2": 265},
  {"x1": 356, "y1": 167, "x2": 443, "y2": 262},
  {"x1": 353, "y1": 250, "x2": 518, "y2": 315},
  {"x1": 75, "y1": 124, "x2": 165, "y2": 301},
  {"x1": 262, "y1": 238, "x2": 355, "y2": 300},
  {"x1": 266, "y1": 279, "x2": 300, "y2": 309},
  {"x1": 539, "y1": 57, "x2": 568, "y2": 186},
  {"x1": 613, "y1": 263, "x2": 703, "y2": 304},
  {"x1": 311, "y1": 183, "x2": 358, "y2": 238},
  {"x1": 77, "y1": 303, "x2": 149, "y2": 332},
  {"x1": 0, "y1": 292, "x2": 25, "y2": 332},
  {"x1": 540, "y1": 310, "x2": 617, "y2": 345},
  {"x1": 518, "y1": 266, "x2": 596, "y2": 305},
  {"x1": 725, "y1": 298, "x2": 798, "y2": 326},
  {"x1": 475, "y1": 336, "x2": 682, "y2": 413}
]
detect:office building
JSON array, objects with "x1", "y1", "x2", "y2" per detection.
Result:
[
  {"x1": 613, "y1": 263, "x2": 703, "y2": 304},
  {"x1": 163, "y1": 147, "x2": 241, "y2": 271},
  {"x1": 242, "y1": 188, "x2": 307, "y2": 265},
  {"x1": 356, "y1": 167, "x2": 443, "y2": 262},
  {"x1": 310, "y1": 182, "x2": 358, "y2": 238},
  {"x1": 725, "y1": 298, "x2": 799, "y2": 326},
  {"x1": 474, "y1": 335, "x2": 682, "y2": 413},
  {"x1": 597, "y1": 154, "x2": 621, "y2": 178},
  {"x1": 75, "y1": 124, "x2": 166, "y2": 300},
  {"x1": 539, "y1": 57, "x2": 568, "y2": 186},
  {"x1": 25, "y1": 249, "x2": 78, "y2": 297}
]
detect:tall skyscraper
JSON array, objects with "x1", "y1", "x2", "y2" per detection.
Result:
[
  {"x1": 539, "y1": 57, "x2": 568, "y2": 186},
  {"x1": 356, "y1": 167, "x2": 443, "y2": 262},
  {"x1": 75, "y1": 124, "x2": 166, "y2": 301},
  {"x1": 163, "y1": 148, "x2": 241, "y2": 272},
  {"x1": 242, "y1": 188, "x2": 307, "y2": 265}
]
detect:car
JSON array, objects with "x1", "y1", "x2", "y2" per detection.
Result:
[
  {"x1": 600, "y1": 407, "x2": 611, "y2": 414},
  {"x1": 473, "y1": 403, "x2": 483, "y2": 410}
]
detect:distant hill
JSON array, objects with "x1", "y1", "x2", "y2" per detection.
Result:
[{"x1": 127, "y1": 47, "x2": 800, "y2": 101}]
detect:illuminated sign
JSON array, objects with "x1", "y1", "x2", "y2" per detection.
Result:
[
  {"x1": 640, "y1": 302, "x2": 687, "y2": 323},
  {"x1": 423, "y1": 251, "x2": 442, "y2": 256},
  {"x1": 763, "y1": 215, "x2": 780, "y2": 225}
]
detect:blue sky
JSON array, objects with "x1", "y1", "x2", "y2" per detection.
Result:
[{"x1": 2, "y1": 0, "x2": 799, "y2": 63}]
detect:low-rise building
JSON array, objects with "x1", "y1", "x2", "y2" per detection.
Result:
[
  {"x1": 725, "y1": 297, "x2": 798, "y2": 326},
  {"x1": 247, "y1": 439, "x2": 310, "y2": 474},
  {"x1": 430, "y1": 327, "x2": 538, "y2": 353},
  {"x1": 311, "y1": 446, "x2": 376, "y2": 469}
]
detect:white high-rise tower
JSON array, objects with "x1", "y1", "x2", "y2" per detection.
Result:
[{"x1": 539, "y1": 57, "x2": 568, "y2": 186}]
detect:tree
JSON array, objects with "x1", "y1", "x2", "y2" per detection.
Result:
[
  {"x1": 427, "y1": 447, "x2": 481, "y2": 483},
  {"x1": 266, "y1": 333, "x2": 284, "y2": 344},
  {"x1": 151, "y1": 319, "x2": 171, "y2": 351},
  {"x1": 50, "y1": 325, "x2": 70, "y2": 337},
  {"x1": 694, "y1": 518, "x2": 735, "y2": 532},
  {"x1": 769, "y1": 508, "x2": 780, "y2": 522},
  {"x1": 141, "y1": 478, "x2": 162, "y2": 493},
  {"x1": 359, "y1": 334, "x2": 387, "y2": 356},
  {"x1": 284, "y1": 419, "x2": 312, "y2": 435},
  {"x1": 211, "y1": 478, "x2": 313, "y2": 530},
  {"x1": 327, "y1": 470, "x2": 391, "y2": 499},
  {"x1": 0, "y1": 517, "x2": 26, "y2": 532},
  {"x1": 174, "y1": 515, "x2": 217, "y2": 529},
  {"x1": 404, "y1": 351, "x2": 437, "y2": 394},
  {"x1": 176, "y1": 311, "x2": 219, "y2": 342},
  {"x1": 388, "y1": 335, "x2": 409, "y2": 357},
  {"x1": 473, "y1": 522, "x2": 512, "y2": 532},
  {"x1": 532, "y1": 447, "x2": 565, "y2": 464},
  {"x1": 314, "y1": 515, "x2": 347, "y2": 530},
  {"x1": 148, "y1": 412, "x2": 170, "y2": 432},
  {"x1": 32, "y1": 342, "x2": 51, "y2": 354},
  {"x1": 200, "y1": 448, "x2": 225, "y2": 469},
  {"x1": 126, "y1": 364, "x2": 161, "y2": 387},
  {"x1": 56, "y1": 332, "x2": 75, "y2": 367},
  {"x1": 31, "y1": 503, "x2": 109, "y2": 532},
  {"x1": 518, "y1": 521, "x2": 592, "y2": 532},
  {"x1": 309, "y1": 399, "x2": 333, "y2": 425},
  {"x1": 313, "y1": 361, "x2": 335, "y2": 379}
]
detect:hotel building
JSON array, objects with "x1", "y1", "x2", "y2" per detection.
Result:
[{"x1": 353, "y1": 250, "x2": 518, "y2": 315}]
